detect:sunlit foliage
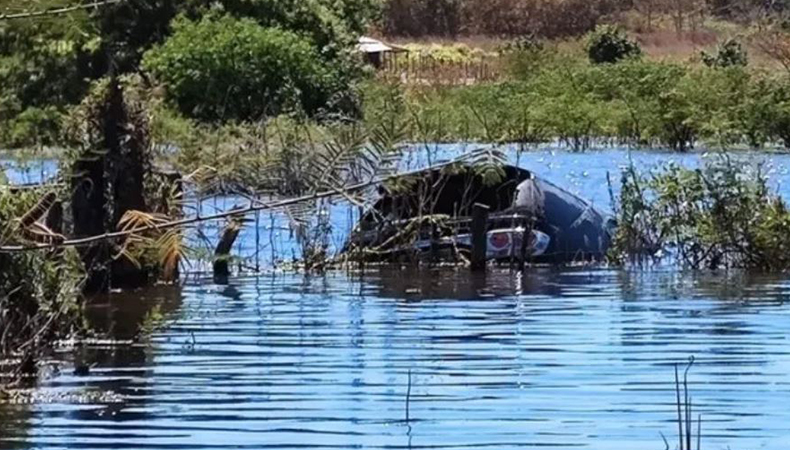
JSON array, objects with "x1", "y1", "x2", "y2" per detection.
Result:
[{"x1": 609, "y1": 157, "x2": 790, "y2": 271}]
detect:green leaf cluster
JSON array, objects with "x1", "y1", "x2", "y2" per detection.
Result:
[
  {"x1": 585, "y1": 25, "x2": 642, "y2": 65},
  {"x1": 610, "y1": 157, "x2": 790, "y2": 271},
  {"x1": 142, "y1": 14, "x2": 341, "y2": 121},
  {"x1": 701, "y1": 38, "x2": 749, "y2": 69}
]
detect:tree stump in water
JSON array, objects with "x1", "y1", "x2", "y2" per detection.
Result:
[
  {"x1": 106, "y1": 79, "x2": 149, "y2": 289},
  {"x1": 70, "y1": 77, "x2": 153, "y2": 292},
  {"x1": 214, "y1": 220, "x2": 242, "y2": 284},
  {"x1": 71, "y1": 149, "x2": 110, "y2": 294}
]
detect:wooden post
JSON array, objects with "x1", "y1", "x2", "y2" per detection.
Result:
[
  {"x1": 430, "y1": 221, "x2": 440, "y2": 263},
  {"x1": 471, "y1": 203, "x2": 489, "y2": 271},
  {"x1": 45, "y1": 200, "x2": 63, "y2": 235}
]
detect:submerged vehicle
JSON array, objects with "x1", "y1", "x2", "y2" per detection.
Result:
[{"x1": 346, "y1": 162, "x2": 615, "y2": 264}]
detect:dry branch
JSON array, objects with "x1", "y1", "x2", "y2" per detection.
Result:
[
  {"x1": 0, "y1": 153, "x2": 486, "y2": 253},
  {"x1": 0, "y1": 0, "x2": 124, "y2": 21}
]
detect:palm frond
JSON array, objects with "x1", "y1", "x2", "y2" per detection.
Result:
[
  {"x1": 25, "y1": 222, "x2": 66, "y2": 244},
  {"x1": 118, "y1": 210, "x2": 170, "y2": 232},
  {"x1": 156, "y1": 229, "x2": 185, "y2": 282},
  {"x1": 18, "y1": 191, "x2": 58, "y2": 229},
  {"x1": 465, "y1": 148, "x2": 508, "y2": 186}
]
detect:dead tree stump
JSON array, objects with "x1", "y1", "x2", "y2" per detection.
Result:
[
  {"x1": 106, "y1": 80, "x2": 149, "y2": 289},
  {"x1": 71, "y1": 150, "x2": 110, "y2": 294},
  {"x1": 213, "y1": 220, "x2": 242, "y2": 284}
]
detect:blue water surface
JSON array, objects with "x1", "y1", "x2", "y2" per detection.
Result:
[{"x1": 3, "y1": 147, "x2": 790, "y2": 450}]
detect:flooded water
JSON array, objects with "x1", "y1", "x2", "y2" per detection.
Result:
[
  {"x1": 2, "y1": 269, "x2": 790, "y2": 450},
  {"x1": 4, "y1": 147, "x2": 790, "y2": 449}
]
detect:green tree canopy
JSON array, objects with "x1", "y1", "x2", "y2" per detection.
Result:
[
  {"x1": 586, "y1": 25, "x2": 642, "y2": 65},
  {"x1": 143, "y1": 14, "x2": 343, "y2": 121}
]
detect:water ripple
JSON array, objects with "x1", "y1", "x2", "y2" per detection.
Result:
[{"x1": 2, "y1": 268, "x2": 790, "y2": 450}]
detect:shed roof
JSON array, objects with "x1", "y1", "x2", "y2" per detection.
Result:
[{"x1": 357, "y1": 36, "x2": 407, "y2": 54}]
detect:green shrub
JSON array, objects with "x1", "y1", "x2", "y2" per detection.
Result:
[
  {"x1": 610, "y1": 157, "x2": 790, "y2": 270},
  {"x1": 0, "y1": 187, "x2": 85, "y2": 377},
  {"x1": 0, "y1": 26, "x2": 97, "y2": 148},
  {"x1": 586, "y1": 25, "x2": 642, "y2": 64},
  {"x1": 143, "y1": 14, "x2": 345, "y2": 121},
  {"x1": 362, "y1": 54, "x2": 790, "y2": 150},
  {"x1": 6, "y1": 107, "x2": 64, "y2": 148},
  {"x1": 702, "y1": 38, "x2": 749, "y2": 68}
]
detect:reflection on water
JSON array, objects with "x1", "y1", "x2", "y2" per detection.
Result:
[
  {"x1": 0, "y1": 285, "x2": 182, "y2": 450},
  {"x1": 0, "y1": 402, "x2": 31, "y2": 450},
  {"x1": 2, "y1": 268, "x2": 790, "y2": 450}
]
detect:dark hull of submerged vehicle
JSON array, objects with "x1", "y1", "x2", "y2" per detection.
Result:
[
  {"x1": 346, "y1": 163, "x2": 614, "y2": 264},
  {"x1": 512, "y1": 177, "x2": 615, "y2": 263}
]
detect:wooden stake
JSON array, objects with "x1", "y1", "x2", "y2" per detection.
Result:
[{"x1": 471, "y1": 203, "x2": 489, "y2": 271}]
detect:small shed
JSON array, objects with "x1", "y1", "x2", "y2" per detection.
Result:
[{"x1": 356, "y1": 36, "x2": 406, "y2": 69}]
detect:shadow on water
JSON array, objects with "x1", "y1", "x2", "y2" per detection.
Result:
[
  {"x1": 0, "y1": 285, "x2": 183, "y2": 449},
  {"x1": 359, "y1": 266, "x2": 790, "y2": 305},
  {"x1": 0, "y1": 402, "x2": 31, "y2": 450},
  {"x1": 69, "y1": 285, "x2": 184, "y2": 417}
]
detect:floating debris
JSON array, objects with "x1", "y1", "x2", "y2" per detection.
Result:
[{"x1": 0, "y1": 388, "x2": 125, "y2": 405}]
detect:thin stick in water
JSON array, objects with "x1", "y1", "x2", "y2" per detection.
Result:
[
  {"x1": 684, "y1": 357, "x2": 695, "y2": 450},
  {"x1": 675, "y1": 364, "x2": 684, "y2": 450},
  {"x1": 687, "y1": 395, "x2": 692, "y2": 450},
  {"x1": 406, "y1": 368, "x2": 412, "y2": 423}
]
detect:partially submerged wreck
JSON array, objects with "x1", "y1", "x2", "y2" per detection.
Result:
[{"x1": 346, "y1": 162, "x2": 615, "y2": 264}]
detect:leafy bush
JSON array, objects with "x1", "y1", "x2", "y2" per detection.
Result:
[
  {"x1": 702, "y1": 38, "x2": 749, "y2": 68},
  {"x1": 143, "y1": 14, "x2": 349, "y2": 121},
  {"x1": 0, "y1": 187, "x2": 85, "y2": 377},
  {"x1": 610, "y1": 157, "x2": 790, "y2": 270},
  {"x1": 196, "y1": 0, "x2": 378, "y2": 50},
  {"x1": 503, "y1": 36, "x2": 552, "y2": 79},
  {"x1": 0, "y1": 19, "x2": 99, "y2": 148},
  {"x1": 586, "y1": 25, "x2": 642, "y2": 64}
]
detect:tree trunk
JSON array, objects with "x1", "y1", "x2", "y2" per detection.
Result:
[
  {"x1": 71, "y1": 149, "x2": 110, "y2": 294},
  {"x1": 106, "y1": 79, "x2": 149, "y2": 289}
]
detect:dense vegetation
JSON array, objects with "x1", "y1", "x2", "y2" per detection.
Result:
[
  {"x1": 610, "y1": 157, "x2": 790, "y2": 271},
  {"x1": 0, "y1": 187, "x2": 85, "y2": 378},
  {"x1": 0, "y1": 0, "x2": 378, "y2": 147},
  {"x1": 365, "y1": 50, "x2": 790, "y2": 150},
  {"x1": 4, "y1": 1, "x2": 790, "y2": 151},
  {"x1": 143, "y1": 14, "x2": 346, "y2": 121}
]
